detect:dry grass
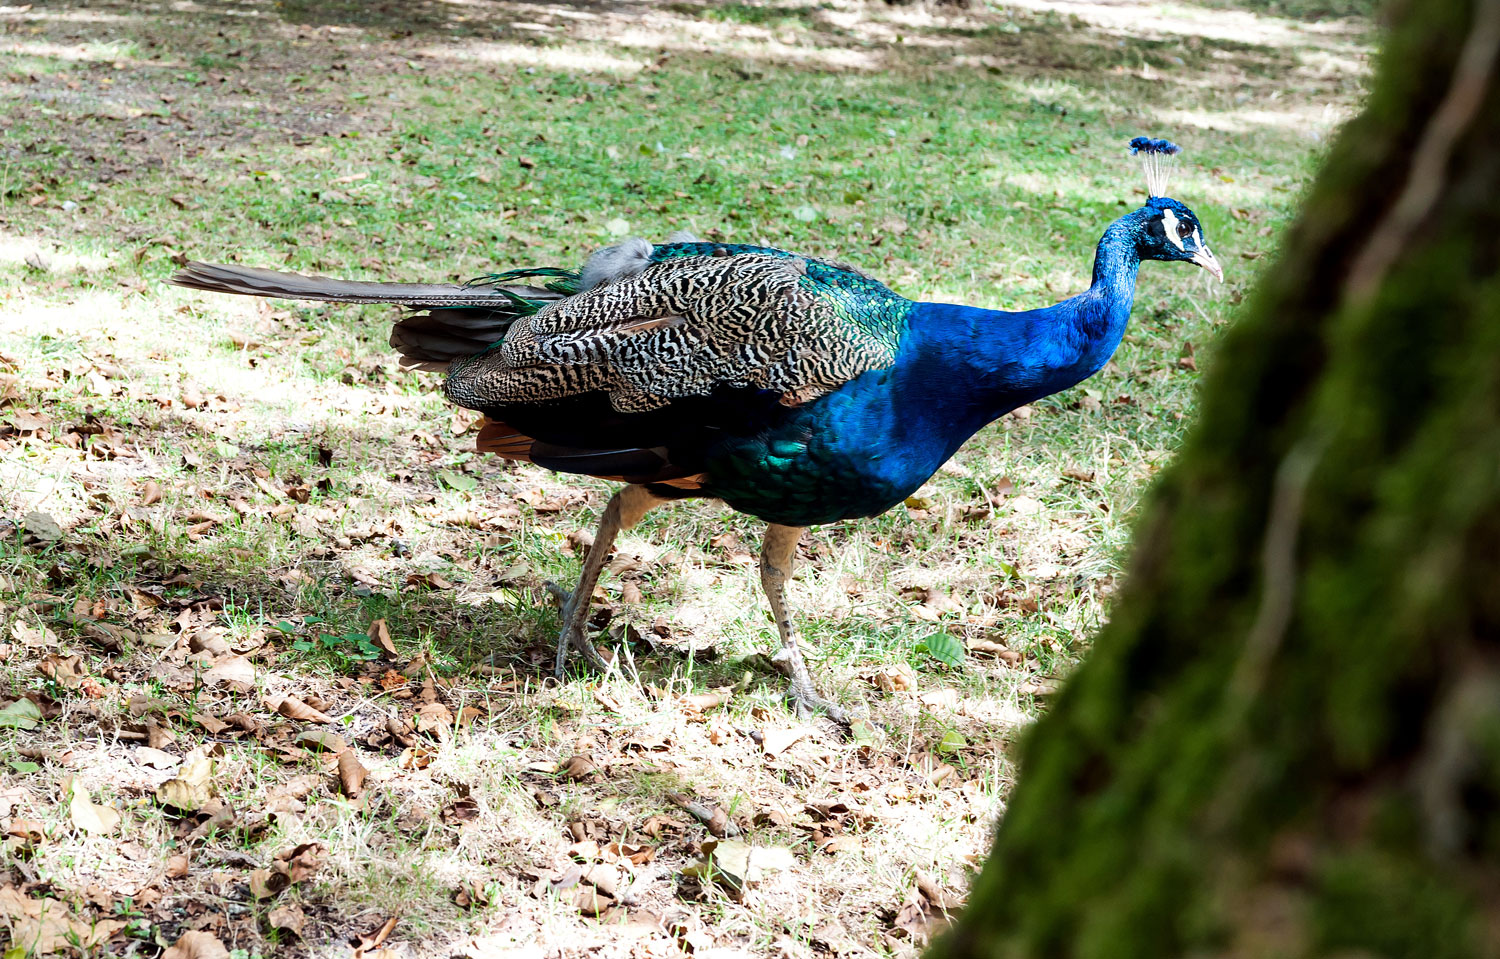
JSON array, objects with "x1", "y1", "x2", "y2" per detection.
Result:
[{"x1": 0, "y1": 1, "x2": 1369, "y2": 956}]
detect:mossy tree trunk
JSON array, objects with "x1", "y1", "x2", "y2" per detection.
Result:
[{"x1": 932, "y1": 0, "x2": 1500, "y2": 956}]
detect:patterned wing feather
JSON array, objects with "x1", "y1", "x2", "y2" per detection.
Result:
[
  {"x1": 443, "y1": 251, "x2": 912, "y2": 415},
  {"x1": 650, "y1": 242, "x2": 911, "y2": 359}
]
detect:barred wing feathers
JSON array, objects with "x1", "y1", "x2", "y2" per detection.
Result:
[{"x1": 444, "y1": 251, "x2": 912, "y2": 416}]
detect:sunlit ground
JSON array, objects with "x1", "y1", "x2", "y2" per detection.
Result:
[{"x1": 0, "y1": 1, "x2": 1370, "y2": 956}]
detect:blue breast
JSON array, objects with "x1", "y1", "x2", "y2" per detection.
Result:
[{"x1": 698, "y1": 299, "x2": 1125, "y2": 526}]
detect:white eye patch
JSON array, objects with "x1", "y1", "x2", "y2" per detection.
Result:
[
  {"x1": 1191, "y1": 227, "x2": 1202, "y2": 249},
  {"x1": 1161, "y1": 208, "x2": 1186, "y2": 251}
]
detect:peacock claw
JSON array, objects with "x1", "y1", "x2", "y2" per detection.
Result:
[
  {"x1": 788, "y1": 686, "x2": 859, "y2": 726},
  {"x1": 554, "y1": 625, "x2": 607, "y2": 677},
  {"x1": 544, "y1": 581, "x2": 574, "y2": 610},
  {"x1": 772, "y1": 647, "x2": 855, "y2": 726},
  {"x1": 551, "y1": 598, "x2": 634, "y2": 681}
]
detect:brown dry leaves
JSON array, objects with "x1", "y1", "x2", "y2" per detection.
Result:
[
  {"x1": 161, "y1": 930, "x2": 232, "y2": 959},
  {"x1": 154, "y1": 748, "x2": 216, "y2": 812},
  {"x1": 250, "y1": 842, "x2": 325, "y2": 900},
  {"x1": 0, "y1": 885, "x2": 125, "y2": 956},
  {"x1": 65, "y1": 777, "x2": 120, "y2": 836}
]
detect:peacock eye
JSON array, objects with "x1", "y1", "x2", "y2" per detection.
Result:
[{"x1": 1177, "y1": 220, "x2": 1194, "y2": 240}]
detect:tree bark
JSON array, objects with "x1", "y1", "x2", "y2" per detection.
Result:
[{"x1": 932, "y1": 0, "x2": 1500, "y2": 956}]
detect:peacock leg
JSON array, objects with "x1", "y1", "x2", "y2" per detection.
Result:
[
  {"x1": 549, "y1": 484, "x2": 662, "y2": 679},
  {"x1": 759, "y1": 523, "x2": 850, "y2": 724}
]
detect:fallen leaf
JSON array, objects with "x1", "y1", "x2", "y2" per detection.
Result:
[
  {"x1": 203, "y1": 654, "x2": 255, "y2": 687},
  {"x1": 162, "y1": 929, "x2": 231, "y2": 959},
  {"x1": 268, "y1": 903, "x2": 306, "y2": 938},
  {"x1": 250, "y1": 868, "x2": 288, "y2": 900},
  {"x1": 0, "y1": 885, "x2": 125, "y2": 955},
  {"x1": 189, "y1": 631, "x2": 231, "y2": 658},
  {"x1": 415, "y1": 700, "x2": 454, "y2": 737},
  {"x1": 560, "y1": 755, "x2": 598, "y2": 780},
  {"x1": 37, "y1": 654, "x2": 87, "y2": 689},
  {"x1": 0, "y1": 787, "x2": 31, "y2": 819},
  {"x1": 368, "y1": 618, "x2": 398, "y2": 658},
  {"x1": 887, "y1": 876, "x2": 961, "y2": 944},
  {"x1": 65, "y1": 777, "x2": 120, "y2": 836},
  {"x1": 683, "y1": 839, "x2": 796, "y2": 891},
  {"x1": 567, "y1": 838, "x2": 600, "y2": 861},
  {"x1": 337, "y1": 749, "x2": 367, "y2": 798},
  {"x1": 602, "y1": 841, "x2": 657, "y2": 866},
  {"x1": 868, "y1": 664, "x2": 917, "y2": 692},
  {"x1": 11, "y1": 621, "x2": 55, "y2": 648},
  {"x1": 452, "y1": 879, "x2": 492, "y2": 909},
  {"x1": 919, "y1": 689, "x2": 961, "y2": 711},
  {"x1": 352, "y1": 916, "x2": 398, "y2": 957},
  {"x1": 574, "y1": 884, "x2": 613, "y2": 916},
  {"x1": 580, "y1": 863, "x2": 623, "y2": 898},
  {"x1": 134, "y1": 746, "x2": 180, "y2": 770},
  {"x1": 678, "y1": 689, "x2": 731, "y2": 714},
  {"x1": 927, "y1": 763, "x2": 957, "y2": 787},
  {"x1": 760, "y1": 726, "x2": 811, "y2": 758},
  {"x1": 903, "y1": 488, "x2": 936, "y2": 510},
  {"x1": 7, "y1": 819, "x2": 45, "y2": 843},
  {"x1": 253, "y1": 842, "x2": 326, "y2": 900},
  {"x1": 293, "y1": 730, "x2": 348, "y2": 753},
  {"x1": 0, "y1": 698, "x2": 42, "y2": 730},
  {"x1": 177, "y1": 798, "x2": 235, "y2": 843},
  {"x1": 442, "y1": 796, "x2": 481, "y2": 825},
  {"x1": 966, "y1": 638, "x2": 1017, "y2": 661},
  {"x1": 6, "y1": 410, "x2": 51, "y2": 432},
  {"x1": 270, "y1": 695, "x2": 334, "y2": 724},
  {"x1": 155, "y1": 752, "x2": 215, "y2": 811},
  {"x1": 916, "y1": 633, "x2": 966, "y2": 667}
]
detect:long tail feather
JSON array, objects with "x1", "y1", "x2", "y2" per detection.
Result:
[
  {"x1": 169, "y1": 261, "x2": 532, "y2": 307},
  {"x1": 170, "y1": 261, "x2": 571, "y2": 372}
]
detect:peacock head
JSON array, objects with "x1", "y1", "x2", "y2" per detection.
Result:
[
  {"x1": 1136, "y1": 195, "x2": 1223, "y2": 281},
  {"x1": 1127, "y1": 137, "x2": 1224, "y2": 282}
]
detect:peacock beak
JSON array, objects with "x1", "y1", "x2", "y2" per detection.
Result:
[{"x1": 1191, "y1": 246, "x2": 1224, "y2": 283}]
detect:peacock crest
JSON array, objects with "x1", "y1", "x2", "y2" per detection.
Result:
[{"x1": 1130, "y1": 136, "x2": 1182, "y2": 198}]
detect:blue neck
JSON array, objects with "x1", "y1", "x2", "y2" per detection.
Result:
[
  {"x1": 895, "y1": 212, "x2": 1146, "y2": 448},
  {"x1": 1087, "y1": 215, "x2": 1144, "y2": 329},
  {"x1": 737, "y1": 213, "x2": 1150, "y2": 523}
]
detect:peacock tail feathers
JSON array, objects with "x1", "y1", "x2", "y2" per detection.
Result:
[
  {"x1": 465, "y1": 266, "x2": 582, "y2": 298},
  {"x1": 173, "y1": 236, "x2": 914, "y2": 415}
]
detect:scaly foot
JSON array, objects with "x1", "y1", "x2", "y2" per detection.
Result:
[
  {"x1": 546, "y1": 581, "x2": 621, "y2": 678},
  {"x1": 772, "y1": 647, "x2": 858, "y2": 725}
]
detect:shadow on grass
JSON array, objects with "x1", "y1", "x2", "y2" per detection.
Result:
[
  {"x1": 2, "y1": 0, "x2": 1365, "y2": 200},
  {"x1": 1179, "y1": 0, "x2": 1380, "y2": 21}
]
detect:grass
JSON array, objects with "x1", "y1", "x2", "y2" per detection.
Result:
[{"x1": 0, "y1": 0, "x2": 1370, "y2": 956}]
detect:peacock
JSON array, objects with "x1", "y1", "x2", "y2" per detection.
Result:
[{"x1": 171, "y1": 137, "x2": 1220, "y2": 723}]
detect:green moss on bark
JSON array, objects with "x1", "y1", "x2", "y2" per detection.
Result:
[{"x1": 931, "y1": 0, "x2": 1500, "y2": 955}]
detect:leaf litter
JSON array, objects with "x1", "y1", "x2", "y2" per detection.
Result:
[{"x1": 0, "y1": 0, "x2": 1349, "y2": 951}]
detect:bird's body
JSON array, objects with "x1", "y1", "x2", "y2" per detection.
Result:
[
  {"x1": 438, "y1": 216, "x2": 1150, "y2": 527},
  {"x1": 171, "y1": 152, "x2": 1221, "y2": 722}
]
